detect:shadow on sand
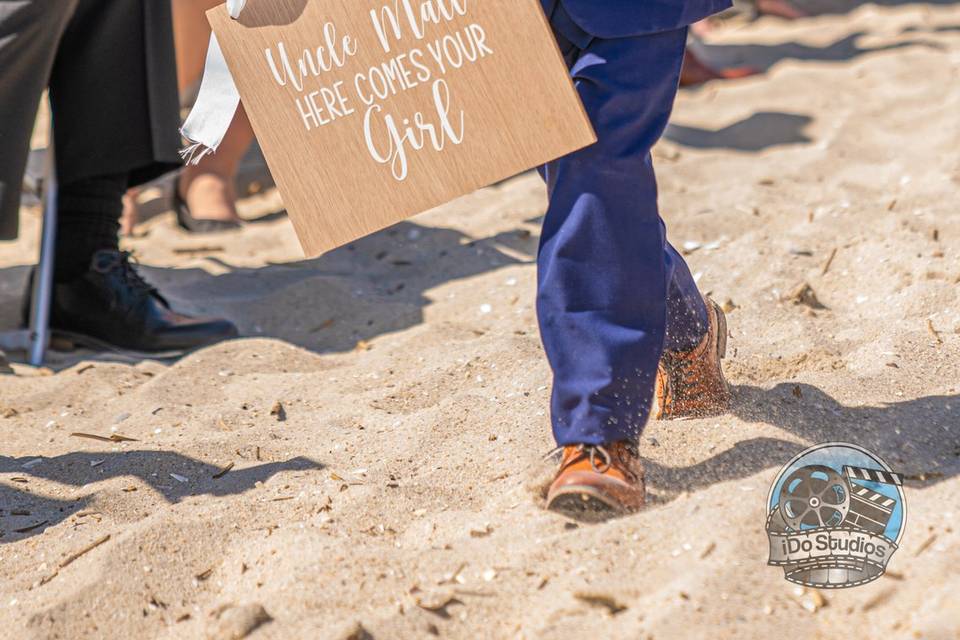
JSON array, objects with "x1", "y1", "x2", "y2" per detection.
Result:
[
  {"x1": 0, "y1": 212, "x2": 538, "y2": 369},
  {"x1": 644, "y1": 382, "x2": 960, "y2": 501},
  {"x1": 666, "y1": 111, "x2": 813, "y2": 151},
  {"x1": 0, "y1": 452, "x2": 321, "y2": 543},
  {"x1": 697, "y1": 31, "x2": 945, "y2": 72}
]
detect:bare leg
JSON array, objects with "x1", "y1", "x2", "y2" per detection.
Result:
[
  {"x1": 178, "y1": 106, "x2": 254, "y2": 222},
  {"x1": 120, "y1": 187, "x2": 139, "y2": 236},
  {"x1": 680, "y1": 47, "x2": 759, "y2": 87},
  {"x1": 690, "y1": 18, "x2": 714, "y2": 38},
  {"x1": 173, "y1": 0, "x2": 254, "y2": 224},
  {"x1": 172, "y1": 0, "x2": 218, "y2": 94}
]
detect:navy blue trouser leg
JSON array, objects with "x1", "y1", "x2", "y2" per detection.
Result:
[{"x1": 539, "y1": 11, "x2": 708, "y2": 446}]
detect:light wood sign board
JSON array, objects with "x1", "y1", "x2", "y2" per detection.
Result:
[{"x1": 208, "y1": 0, "x2": 595, "y2": 256}]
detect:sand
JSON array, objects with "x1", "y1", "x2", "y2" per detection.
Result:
[{"x1": 2, "y1": 3, "x2": 959, "y2": 638}]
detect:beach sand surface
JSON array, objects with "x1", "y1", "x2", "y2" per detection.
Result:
[{"x1": 1, "y1": 3, "x2": 959, "y2": 638}]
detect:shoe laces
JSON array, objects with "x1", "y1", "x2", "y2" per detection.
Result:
[
  {"x1": 544, "y1": 442, "x2": 638, "y2": 474},
  {"x1": 92, "y1": 251, "x2": 158, "y2": 299}
]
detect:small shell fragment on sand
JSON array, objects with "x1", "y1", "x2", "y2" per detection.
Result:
[
  {"x1": 574, "y1": 592, "x2": 628, "y2": 615},
  {"x1": 414, "y1": 589, "x2": 463, "y2": 615},
  {"x1": 338, "y1": 621, "x2": 374, "y2": 640},
  {"x1": 799, "y1": 590, "x2": 827, "y2": 613},
  {"x1": 169, "y1": 473, "x2": 189, "y2": 483},
  {"x1": 207, "y1": 603, "x2": 272, "y2": 640},
  {"x1": 269, "y1": 401, "x2": 287, "y2": 422},
  {"x1": 21, "y1": 458, "x2": 43, "y2": 469},
  {"x1": 438, "y1": 562, "x2": 467, "y2": 585},
  {"x1": 213, "y1": 462, "x2": 235, "y2": 479},
  {"x1": 13, "y1": 520, "x2": 48, "y2": 533},
  {"x1": 784, "y1": 282, "x2": 826, "y2": 309}
]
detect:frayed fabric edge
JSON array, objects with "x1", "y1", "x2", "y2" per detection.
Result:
[{"x1": 179, "y1": 138, "x2": 217, "y2": 166}]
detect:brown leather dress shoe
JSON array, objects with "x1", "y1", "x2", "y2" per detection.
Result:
[
  {"x1": 652, "y1": 297, "x2": 730, "y2": 419},
  {"x1": 546, "y1": 442, "x2": 646, "y2": 521}
]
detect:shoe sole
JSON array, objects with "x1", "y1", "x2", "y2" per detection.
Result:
[
  {"x1": 547, "y1": 486, "x2": 633, "y2": 523},
  {"x1": 710, "y1": 298, "x2": 728, "y2": 360},
  {"x1": 51, "y1": 330, "x2": 191, "y2": 360}
]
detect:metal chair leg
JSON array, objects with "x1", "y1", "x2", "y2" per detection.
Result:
[{"x1": 28, "y1": 131, "x2": 56, "y2": 367}]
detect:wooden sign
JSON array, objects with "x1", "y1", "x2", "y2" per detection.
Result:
[{"x1": 208, "y1": 0, "x2": 595, "y2": 256}]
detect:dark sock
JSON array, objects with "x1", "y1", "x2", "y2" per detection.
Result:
[{"x1": 54, "y1": 172, "x2": 127, "y2": 283}]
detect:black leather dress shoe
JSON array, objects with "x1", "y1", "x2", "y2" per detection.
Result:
[
  {"x1": 24, "y1": 250, "x2": 238, "y2": 354},
  {"x1": 0, "y1": 350, "x2": 12, "y2": 374}
]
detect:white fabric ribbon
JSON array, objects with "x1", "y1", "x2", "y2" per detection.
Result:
[
  {"x1": 179, "y1": 0, "x2": 246, "y2": 164},
  {"x1": 226, "y1": 0, "x2": 245, "y2": 18}
]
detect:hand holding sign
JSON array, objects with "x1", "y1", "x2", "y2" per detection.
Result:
[{"x1": 209, "y1": 0, "x2": 594, "y2": 255}]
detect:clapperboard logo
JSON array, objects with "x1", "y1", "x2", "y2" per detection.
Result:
[
  {"x1": 843, "y1": 466, "x2": 902, "y2": 536},
  {"x1": 765, "y1": 443, "x2": 907, "y2": 589}
]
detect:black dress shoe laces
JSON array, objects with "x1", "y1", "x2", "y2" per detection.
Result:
[
  {"x1": 91, "y1": 251, "x2": 168, "y2": 307},
  {"x1": 90, "y1": 251, "x2": 170, "y2": 310}
]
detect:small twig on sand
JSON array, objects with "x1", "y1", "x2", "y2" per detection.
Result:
[
  {"x1": 914, "y1": 533, "x2": 937, "y2": 557},
  {"x1": 39, "y1": 534, "x2": 111, "y2": 586},
  {"x1": 70, "y1": 432, "x2": 139, "y2": 443},
  {"x1": 821, "y1": 248, "x2": 838, "y2": 276},
  {"x1": 172, "y1": 245, "x2": 225, "y2": 255},
  {"x1": 927, "y1": 319, "x2": 943, "y2": 345},
  {"x1": 60, "y1": 534, "x2": 111, "y2": 569}
]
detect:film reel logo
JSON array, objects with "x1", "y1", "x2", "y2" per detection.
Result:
[{"x1": 766, "y1": 442, "x2": 906, "y2": 589}]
